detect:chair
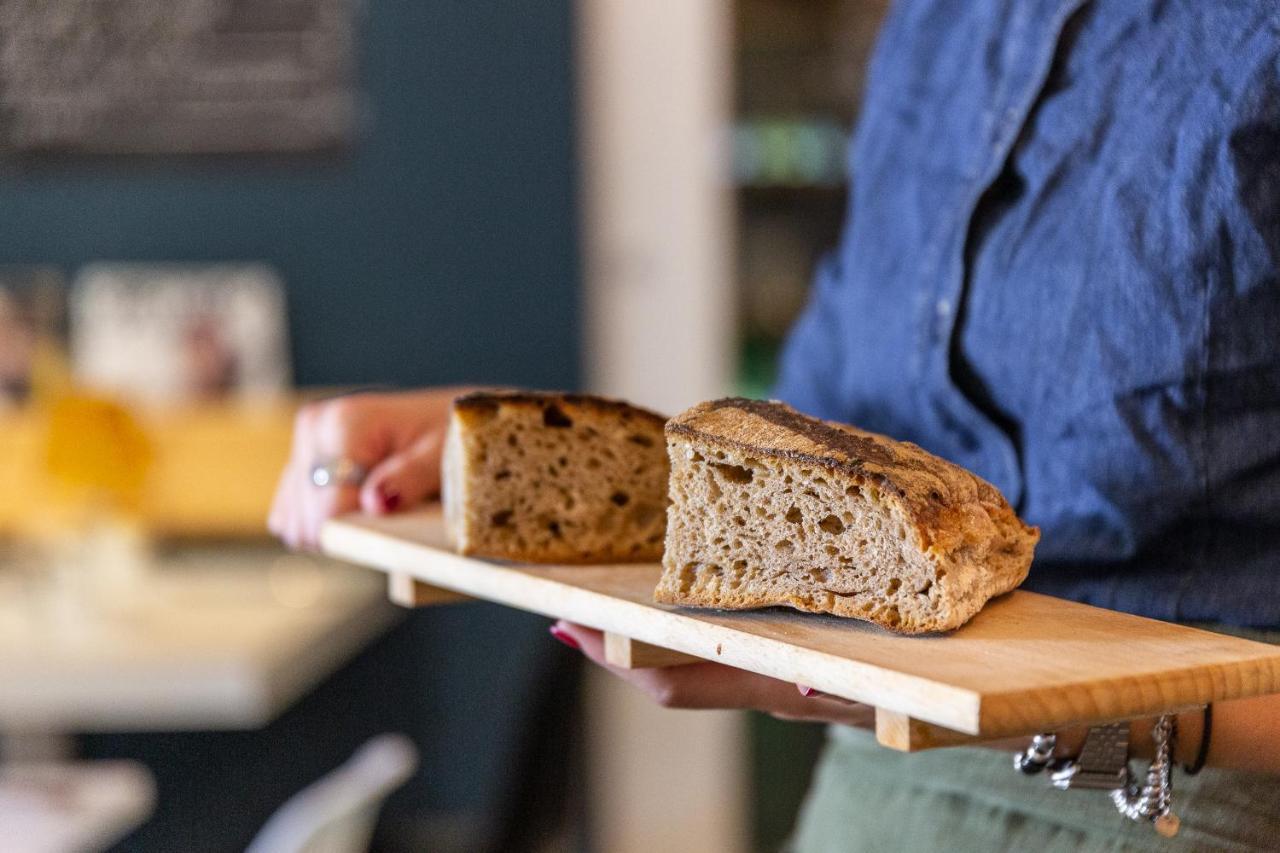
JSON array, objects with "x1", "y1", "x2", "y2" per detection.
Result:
[{"x1": 246, "y1": 733, "x2": 419, "y2": 853}]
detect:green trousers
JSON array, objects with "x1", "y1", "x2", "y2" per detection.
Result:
[{"x1": 789, "y1": 722, "x2": 1280, "y2": 853}]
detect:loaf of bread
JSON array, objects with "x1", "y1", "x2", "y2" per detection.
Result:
[
  {"x1": 441, "y1": 391, "x2": 669, "y2": 563},
  {"x1": 655, "y1": 398, "x2": 1038, "y2": 633}
]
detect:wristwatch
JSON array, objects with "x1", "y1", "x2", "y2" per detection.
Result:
[
  {"x1": 1050, "y1": 722, "x2": 1129, "y2": 790},
  {"x1": 1014, "y1": 715, "x2": 1180, "y2": 837}
]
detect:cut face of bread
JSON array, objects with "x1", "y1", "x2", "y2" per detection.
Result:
[
  {"x1": 655, "y1": 399, "x2": 1038, "y2": 633},
  {"x1": 441, "y1": 391, "x2": 669, "y2": 563}
]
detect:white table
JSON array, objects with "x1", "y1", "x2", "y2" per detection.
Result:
[{"x1": 0, "y1": 546, "x2": 400, "y2": 734}]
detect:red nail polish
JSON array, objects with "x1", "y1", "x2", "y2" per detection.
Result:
[
  {"x1": 380, "y1": 488, "x2": 402, "y2": 512},
  {"x1": 549, "y1": 625, "x2": 581, "y2": 650},
  {"x1": 797, "y1": 684, "x2": 819, "y2": 698}
]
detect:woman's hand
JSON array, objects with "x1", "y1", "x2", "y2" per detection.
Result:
[
  {"x1": 550, "y1": 620, "x2": 876, "y2": 727},
  {"x1": 268, "y1": 387, "x2": 472, "y2": 550}
]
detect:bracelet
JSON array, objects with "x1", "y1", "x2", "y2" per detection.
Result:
[
  {"x1": 1014, "y1": 715, "x2": 1180, "y2": 837},
  {"x1": 1182, "y1": 704, "x2": 1212, "y2": 776}
]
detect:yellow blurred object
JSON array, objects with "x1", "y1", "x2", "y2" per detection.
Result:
[
  {"x1": 0, "y1": 399, "x2": 301, "y2": 538},
  {"x1": 44, "y1": 395, "x2": 153, "y2": 513}
]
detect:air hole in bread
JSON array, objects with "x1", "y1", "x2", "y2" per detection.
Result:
[
  {"x1": 775, "y1": 539, "x2": 793, "y2": 553},
  {"x1": 628, "y1": 434, "x2": 655, "y2": 447},
  {"x1": 507, "y1": 434, "x2": 519, "y2": 447},
  {"x1": 819, "y1": 514, "x2": 845, "y2": 535},
  {"x1": 917, "y1": 580, "x2": 933, "y2": 596},
  {"x1": 494, "y1": 469, "x2": 511, "y2": 480},
  {"x1": 712, "y1": 463, "x2": 753, "y2": 484},
  {"x1": 610, "y1": 491, "x2": 631, "y2": 507},
  {"x1": 886, "y1": 577, "x2": 901, "y2": 595},
  {"x1": 785, "y1": 506, "x2": 803, "y2": 524},
  {"x1": 491, "y1": 509, "x2": 514, "y2": 527},
  {"x1": 547, "y1": 521, "x2": 562, "y2": 538},
  {"x1": 733, "y1": 515, "x2": 746, "y2": 527},
  {"x1": 542, "y1": 404, "x2": 574, "y2": 428}
]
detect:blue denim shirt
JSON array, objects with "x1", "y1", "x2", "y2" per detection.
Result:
[{"x1": 774, "y1": 0, "x2": 1280, "y2": 626}]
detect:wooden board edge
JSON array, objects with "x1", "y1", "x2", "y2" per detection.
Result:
[
  {"x1": 604, "y1": 633, "x2": 704, "y2": 668},
  {"x1": 976, "y1": 653, "x2": 1280, "y2": 739},
  {"x1": 874, "y1": 710, "x2": 993, "y2": 751},
  {"x1": 320, "y1": 516, "x2": 986, "y2": 734},
  {"x1": 387, "y1": 573, "x2": 473, "y2": 608}
]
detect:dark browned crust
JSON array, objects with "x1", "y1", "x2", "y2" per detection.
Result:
[
  {"x1": 454, "y1": 389, "x2": 668, "y2": 427},
  {"x1": 666, "y1": 398, "x2": 1038, "y2": 554}
]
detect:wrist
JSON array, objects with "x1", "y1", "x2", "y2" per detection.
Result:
[{"x1": 1062, "y1": 710, "x2": 1203, "y2": 765}]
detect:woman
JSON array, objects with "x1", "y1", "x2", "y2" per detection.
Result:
[{"x1": 272, "y1": 0, "x2": 1280, "y2": 848}]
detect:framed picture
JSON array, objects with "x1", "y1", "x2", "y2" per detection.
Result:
[{"x1": 70, "y1": 263, "x2": 291, "y2": 403}]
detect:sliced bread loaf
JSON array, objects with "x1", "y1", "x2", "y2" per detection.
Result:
[
  {"x1": 655, "y1": 398, "x2": 1038, "y2": 633},
  {"x1": 441, "y1": 391, "x2": 669, "y2": 563}
]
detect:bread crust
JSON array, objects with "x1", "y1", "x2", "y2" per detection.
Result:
[
  {"x1": 658, "y1": 399, "x2": 1039, "y2": 633},
  {"x1": 454, "y1": 390, "x2": 667, "y2": 429},
  {"x1": 665, "y1": 398, "x2": 1037, "y2": 559}
]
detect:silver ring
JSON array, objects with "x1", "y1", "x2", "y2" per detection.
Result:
[{"x1": 310, "y1": 457, "x2": 368, "y2": 488}]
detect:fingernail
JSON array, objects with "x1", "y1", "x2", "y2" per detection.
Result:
[
  {"x1": 797, "y1": 684, "x2": 820, "y2": 698},
  {"x1": 379, "y1": 487, "x2": 402, "y2": 513},
  {"x1": 549, "y1": 625, "x2": 580, "y2": 650}
]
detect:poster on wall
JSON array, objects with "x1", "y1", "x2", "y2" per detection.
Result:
[
  {"x1": 70, "y1": 263, "x2": 292, "y2": 403},
  {"x1": 0, "y1": 0, "x2": 360, "y2": 158}
]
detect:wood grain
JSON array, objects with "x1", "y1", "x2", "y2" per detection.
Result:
[
  {"x1": 322, "y1": 509, "x2": 1280, "y2": 743},
  {"x1": 605, "y1": 633, "x2": 703, "y2": 669},
  {"x1": 387, "y1": 573, "x2": 472, "y2": 608}
]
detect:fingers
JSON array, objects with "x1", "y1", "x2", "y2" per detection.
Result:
[
  {"x1": 550, "y1": 620, "x2": 875, "y2": 728},
  {"x1": 268, "y1": 397, "x2": 382, "y2": 551},
  {"x1": 359, "y1": 428, "x2": 446, "y2": 516},
  {"x1": 269, "y1": 459, "x2": 361, "y2": 551}
]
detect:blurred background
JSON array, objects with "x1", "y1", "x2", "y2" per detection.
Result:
[{"x1": 0, "y1": 1, "x2": 888, "y2": 850}]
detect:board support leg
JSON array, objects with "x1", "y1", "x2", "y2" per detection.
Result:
[
  {"x1": 387, "y1": 573, "x2": 471, "y2": 608},
  {"x1": 875, "y1": 709, "x2": 985, "y2": 752},
  {"x1": 603, "y1": 632, "x2": 703, "y2": 669}
]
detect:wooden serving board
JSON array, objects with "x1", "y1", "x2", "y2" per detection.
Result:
[{"x1": 321, "y1": 509, "x2": 1280, "y2": 751}]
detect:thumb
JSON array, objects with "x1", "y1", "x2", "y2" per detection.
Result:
[{"x1": 359, "y1": 428, "x2": 445, "y2": 515}]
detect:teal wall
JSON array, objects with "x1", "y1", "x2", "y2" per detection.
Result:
[{"x1": 0, "y1": 1, "x2": 581, "y2": 390}]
